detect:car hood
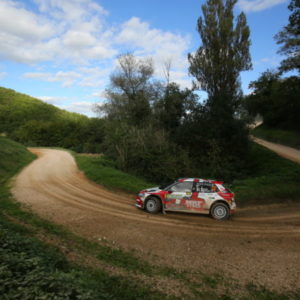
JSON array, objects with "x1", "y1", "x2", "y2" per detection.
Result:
[{"x1": 143, "y1": 187, "x2": 161, "y2": 193}]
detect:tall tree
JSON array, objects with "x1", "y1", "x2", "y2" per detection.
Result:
[
  {"x1": 187, "y1": 0, "x2": 252, "y2": 179},
  {"x1": 188, "y1": 0, "x2": 252, "y2": 115},
  {"x1": 153, "y1": 82, "x2": 199, "y2": 135},
  {"x1": 99, "y1": 53, "x2": 154, "y2": 127},
  {"x1": 275, "y1": 0, "x2": 300, "y2": 73}
]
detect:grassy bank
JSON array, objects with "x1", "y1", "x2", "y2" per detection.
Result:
[
  {"x1": 252, "y1": 125, "x2": 300, "y2": 150},
  {"x1": 75, "y1": 154, "x2": 155, "y2": 193},
  {"x1": 0, "y1": 137, "x2": 167, "y2": 299},
  {"x1": 1, "y1": 137, "x2": 299, "y2": 298},
  {"x1": 233, "y1": 143, "x2": 300, "y2": 205},
  {"x1": 76, "y1": 143, "x2": 300, "y2": 206},
  {"x1": 0, "y1": 136, "x2": 36, "y2": 183}
]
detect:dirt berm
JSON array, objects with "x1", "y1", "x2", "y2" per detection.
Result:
[{"x1": 12, "y1": 148, "x2": 300, "y2": 293}]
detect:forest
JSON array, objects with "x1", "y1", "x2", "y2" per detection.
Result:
[{"x1": 0, "y1": 0, "x2": 299, "y2": 184}]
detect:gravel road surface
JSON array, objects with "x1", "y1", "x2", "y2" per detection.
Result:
[{"x1": 12, "y1": 148, "x2": 300, "y2": 292}]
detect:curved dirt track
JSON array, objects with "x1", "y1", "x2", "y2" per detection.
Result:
[
  {"x1": 253, "y1": 136, "x2": 300, "y2": 164},
  {"x1": 12, "y1": 149, "x2": 300, "y2": 292}
]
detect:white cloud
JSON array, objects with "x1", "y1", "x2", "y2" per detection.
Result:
[
  {"x1": 2, "y1": 1, "x2": 192, "y2": 89},
  {"x1": 0, "y1": 0, "x2": 53, "y2": 41},
  {"x1": 37, "y1": 95, "x2": 69, "y2": 105},
  {"x1": 34, "y1": 0, "x2": 108, "y2": 22},
  {"x1": 117, "y1": 17, "x2": 190, "y2": 63},
  {"x1": 78, "y1": 66, "x2": 111, "y2": 87},
  {"x1": 238, "y1": 0, "x2": 287, "y2": 12},
  {"x1": 254, "y1": 56, "x2": 281, "y2": 67},
  {"x1": 63, "y1": 101, "x2": 96, "y2": 114},
  {"x1": 117, "y1": 17, "x2": 191, "y2": 87},
  {"x1": 0, "y1": 0, "x2": 114, "y2": 64},
  {"x1": 91, "y1": 91, "x2": 104, "y2": 97},
  {"x1": 0, "y1": 72, "x2": 7, "y2": 80},
  {"x1": 24, "y1": 71, "x2": 81, "y2": 87},
  {"x1": 23, "y1": 67, "x2": 111, "y2": 88}
]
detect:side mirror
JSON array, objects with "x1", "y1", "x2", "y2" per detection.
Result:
[{"x1": 167, "y1": 190, "x2": 173, "y2": 194}]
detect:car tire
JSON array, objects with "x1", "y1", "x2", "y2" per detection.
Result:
[
  {"x1": 210, "y1": 202, "x2": 230, "y2": 220},
  {"x1": 145, "y1": 197, "x2": 161, "y2": 214}
]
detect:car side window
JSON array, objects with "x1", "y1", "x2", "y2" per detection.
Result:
[
  {"x1": 169, "y1": 182, "x2": 193, "y2": 192},
  {"x1": 196, "y1": 182, "x2": 218, "y2": 193}
]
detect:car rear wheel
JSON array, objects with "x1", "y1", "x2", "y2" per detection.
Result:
[
  {"x1": 145, "y1": 197, "x2": 161, "y2": 214},
  {"x1": 210, "y1": 202, "x2": 230, "y2": 220}
]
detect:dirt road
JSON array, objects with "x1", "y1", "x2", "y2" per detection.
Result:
[
  {"x1": 252, "y1": 136, "x2": 300, "y2": 164},
  {"x1": 12, "y1": 149, "x2": 300, "y2": 292}
]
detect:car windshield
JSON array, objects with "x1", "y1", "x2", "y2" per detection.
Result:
[{"x1": 159, "y1": 182, "x2": 174, "y2": 190}]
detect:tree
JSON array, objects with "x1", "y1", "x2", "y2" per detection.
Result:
[
  {"x1": 187, "y1": 0, "x2": 252, "y2": 179},
  {"x1": 153, "y1": 82, "x2": 199, "y2": 135},
  {"x1": 245, "y1": 71, "x2": 300, "y2": 129},
  {"x1": 188, "y1": 0, "x2": 252, "y2": 115},
  {"x1": 275, "y1": 0, "x2": 300, "y2": 73},
  {"x1": 99, "y1": 53, "x2": 154, "y2": 127}
]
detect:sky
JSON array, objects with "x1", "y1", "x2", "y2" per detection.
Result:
[{"x1": 0, "y1": 0, "x2": 291, "y2": 116}]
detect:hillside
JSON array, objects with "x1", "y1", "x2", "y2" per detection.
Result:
[
  {"x1": 0, "y1": 87, "x2": 104, "y2": 153},
  {"x1": 252, "y1": 124, "x2": 300, "y2": 150},
  {"x1": 3, "y1": 138, "x2": 299, "y2": 299},
  {"x1": 0, "y1": 137, "x2": 168, "y2": 299}
]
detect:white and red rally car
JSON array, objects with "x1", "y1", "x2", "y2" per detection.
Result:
[{"x1": 136, "y1": 178, "x2": 236, "y2": 220}]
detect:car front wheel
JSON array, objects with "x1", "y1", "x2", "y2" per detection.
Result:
[
  {"x1": 210, "y1": 202, "x2": 230, "y2": 220},
  {"x1": 145, "y1": 197, "x2": 161, "y2": 214}
]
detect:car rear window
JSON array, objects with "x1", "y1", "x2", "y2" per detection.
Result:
[{"x1": 196, "y1": 182, "x2": 219, "y2": 193}]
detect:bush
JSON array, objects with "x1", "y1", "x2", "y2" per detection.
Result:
[
  {"x1": 102, "y1": 123, "x2": 193, "y2": 184},
  {"x1": 0, "y1": 224, "x2": 94, "y2": 299}
]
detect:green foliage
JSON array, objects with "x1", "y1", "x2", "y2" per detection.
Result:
[
  {"x1": 0, "y1": 137, "x2": 169, "y2": 299},
  {"x1": 252, "y1": 125, "x2": 300, "y2": 150},
  {"x1": 98, "y1": 53, "x2": 154, "y2": 127},
  {"x1": 186, "y1": 0, "x2": 252, "y2": 180},
  {"x1": 188, "y1": 0, "x2": 252, "y2": 107},
  {"x1": 245, "y1": 72, "x2": 300, "y2": 130},
  {"x1": 76, "y1": 140, "x2": 300, "y2": 206},
  {"x1": 153, "y1": 82, "x2": 199, "y2": 136},
  {"x1": 233, "y1": 143, "x2": 300, "y2": 205},
  {"x1": 0, "y1": 87, "x2": 104, "y2": 153},
  {"x1": 101, "y1": 122, "x2": 193, "y2": 184},
  {"x1": 246, "y1": 283, "x2": 299, "y2": 300},
  {"x1": 0, "y1": 224, "x2": 95, "y2": 300},
  {"x1": 0, "y1": 137, "x2": 36, "y2": 184},
  {"x1": 1, "y1": 136, "x2": 299, "y2": 299},
  {"x1": 75, "y1": 154, "x2": 155, "y2": 193},
  {"x1": 275, "y1": 0, "x2": 300, "y2": 73}
]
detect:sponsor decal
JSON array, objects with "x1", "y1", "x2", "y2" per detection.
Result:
[{"x1": 186, "y1": 200, "x2": 202, "y2": 209}]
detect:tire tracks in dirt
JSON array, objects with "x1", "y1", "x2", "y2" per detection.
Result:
[
  {"x1": 12, "y1": 148, "x2": 300, "y2": 292},
  {"x1": 252, "y1": 136, "x2": 300, "y2": 164}
]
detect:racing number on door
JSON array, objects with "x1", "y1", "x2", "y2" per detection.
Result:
[{"x1": 165, "y1": 181, "x2": 204, "y2": 211}]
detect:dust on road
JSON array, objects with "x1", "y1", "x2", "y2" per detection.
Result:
[
  {"x1": 12, "y1": 148, "x2": 300, "y2": 292},
  {"x1": 252, "y1": 136, "x2": 300, "y2": 164}
]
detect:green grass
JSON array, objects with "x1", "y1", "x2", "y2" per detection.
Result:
[
  {"x1": 75, "y1": 154, "x2": 155, "y2": 193},
  {"x1": 75, "y1": 143, "x2": 300, "y2": 206},
  {"x1": 252, "y1": 125, "x2": 300, "y2": 150},
  {"x1": 0, "y1": 136, "x2": 36, "y2": 183},
  {"x1": 233, "y1": 143, "x2": 300, "y2": 205},
  {"x1": 1, "y1": 136, "x2": 300, "y2": 299},
  {"x1": 0, "y1": 137, "x2": 169, "y2": 299}
]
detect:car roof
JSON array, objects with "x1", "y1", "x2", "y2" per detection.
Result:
[{"x1": 177, "y1": 178, "x2": 224, "y2": 184}]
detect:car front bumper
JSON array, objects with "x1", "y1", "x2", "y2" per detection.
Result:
[{"x1": 135, "y1": 196, "x2": 144, "y2": 209}]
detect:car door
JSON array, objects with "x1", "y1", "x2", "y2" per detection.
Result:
[
  {"x1": 195, "y1": 182, "x2": 218, "y2": 211},
  {"x1": 164, "y1": 181, "x2": 194, "y2": 211}
]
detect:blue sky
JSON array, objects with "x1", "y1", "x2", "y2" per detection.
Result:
[{"x1": 0, "y1": 0, "x2": 290, "y2": 116}]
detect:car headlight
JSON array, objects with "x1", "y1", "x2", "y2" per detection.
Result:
[{"x1": 138, "y1": 193, "x2": 145, "y2": 197}]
